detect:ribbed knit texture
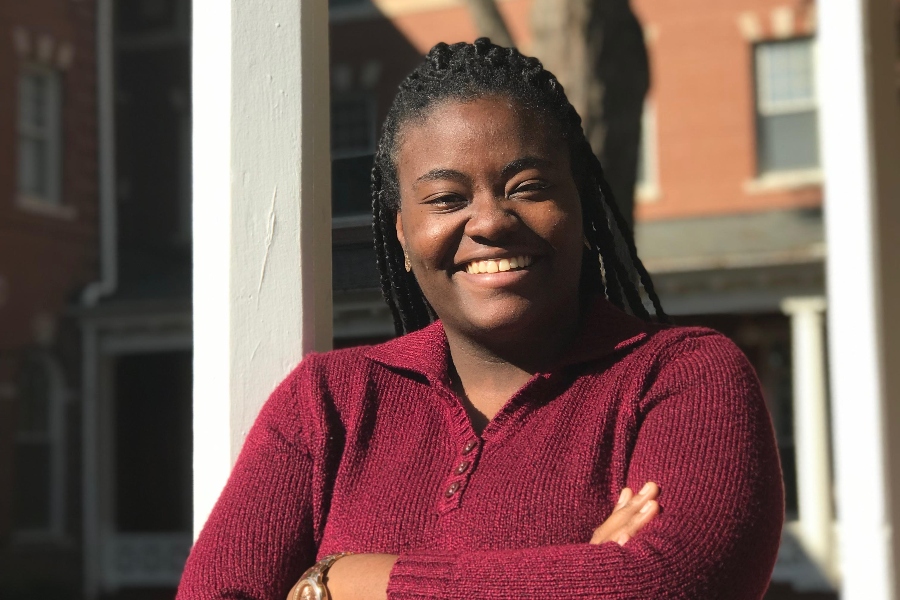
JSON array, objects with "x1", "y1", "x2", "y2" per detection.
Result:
[{"x1": 177, "y1": 299, "x2": 784, "y2": 600}]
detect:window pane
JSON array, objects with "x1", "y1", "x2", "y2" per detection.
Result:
[
  {"x1": 757, "y1": 39, "x2": 815, "y2": 109},
  {"x1": 19, "y1": 137, "x2": 50, "y2": 198},
  {"x1": 332, "y1": 96, "x2": 374, "y2": 154},
  {"x1": 757, "y1": 110, "x2": 820, "y2": 173},
  {"x1": 332, "y1": 154, "x2": 374, "y2": 216},
  {"x1": 14, "y1": 443, "x2": 51, "y2": 530},
  {"x1": 20, "y1": 73, "x2": 48, "y2": 130},
  {"x1": 16, "y1": 358, "x2": 52, "y2": 434}
]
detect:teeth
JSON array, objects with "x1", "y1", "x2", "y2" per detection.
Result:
[{"x1": 465, "y1": 256, "x2": 532, "y2": 274}]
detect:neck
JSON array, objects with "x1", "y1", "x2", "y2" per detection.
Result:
[{"x1": 443, "y1": 299, "x2": 584, "y2": 429}]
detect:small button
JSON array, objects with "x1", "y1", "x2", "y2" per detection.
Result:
[
  {"x1": 455, "y1": 460, "x2": 470, "y2": 475},
  {"x1": 445, "y1": 482, "x2": 460, "y2": 497},
  {"x1": 462, "y1": 440, "x2": 477, "y2": 455}
]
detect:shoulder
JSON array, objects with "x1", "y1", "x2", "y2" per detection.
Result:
[{"x1": 627, "y1": 325, "x2": 761, "y2": 411}]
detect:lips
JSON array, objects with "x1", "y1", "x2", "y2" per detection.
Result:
[{"x1": 464, "y1": 255, "x2": 534, "y2": 274}]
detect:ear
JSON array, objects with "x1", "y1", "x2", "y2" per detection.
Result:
[{"x1": 395, "y1": 209, "x2": 406, "y2": 252}]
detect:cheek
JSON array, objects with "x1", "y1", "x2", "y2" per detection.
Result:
[{"x1": 403, "y1": 212, "x2": 462, "y2": 272}]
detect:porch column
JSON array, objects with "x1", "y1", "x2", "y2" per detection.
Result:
[
  {"x1": 781, "y1": 297, "x2": 834, "y2": 584},
  {"x1": 818, "y1": 0, "x2": 900, "y2": 598},
  {"x1": 191, "y1": 0, "x2": 332, "y2": 536}
]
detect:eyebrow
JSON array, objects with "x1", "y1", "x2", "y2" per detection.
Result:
[
  {"x1": 500, "y1": 156, "x2": 554, "y2": 180},
  {"x1": 414, "y1": 168, "x2": 471, "y2": 187},
  {"x1": 414, "y1": 156, "x2": 554, "y2": 187}
]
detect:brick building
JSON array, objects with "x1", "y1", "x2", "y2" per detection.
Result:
[
  {"x1": 0, "y1": 0, "x2": 843, "y2": 597},
  {"x1": 0, "y1": 0, "x2": 99, "y2": 596}
]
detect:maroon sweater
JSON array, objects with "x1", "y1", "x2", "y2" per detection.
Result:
[{"x1": 177, "y1": 299, "x2": 784, "y2": 599}]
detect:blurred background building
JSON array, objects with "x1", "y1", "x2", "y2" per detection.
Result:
[{"x1": 0, "y1": 0, "x2": 894, "y2": 598}]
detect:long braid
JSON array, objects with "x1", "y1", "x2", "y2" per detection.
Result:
[
  {"x1": 591, "y1": 157, "x2": 668, "y2": 322},
  {"x1": 371, "y1": 38, "x2": 667, "y2": 334},
  {"x1": 371, "y1": 165, "x2": 404, "y2": 335}
]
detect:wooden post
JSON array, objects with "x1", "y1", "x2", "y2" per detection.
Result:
[{"x1": 191, "y1": 0, "x2": 332, "y2": 537}]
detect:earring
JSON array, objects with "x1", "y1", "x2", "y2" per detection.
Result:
[{"x1": 404, "y1": 250, "x2": 411, "y2": 272}]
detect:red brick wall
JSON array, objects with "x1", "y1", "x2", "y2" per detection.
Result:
[
  {"x1": 633, "y1": 0, "x2": 821, "y2": 221},
  {"x1": 0, "y1": 0, "x2": 98, "y2": 538}
]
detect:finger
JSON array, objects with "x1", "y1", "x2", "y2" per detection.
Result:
[
  {"x1": 634, "y1": 481, "x2": 659, "y2": 502},
  {"x1": 590, "y1": 483, "x2": 660, "y2": 545},
  {"x1": 618, "y1": 500, "x2": 660, "y2": 545}
]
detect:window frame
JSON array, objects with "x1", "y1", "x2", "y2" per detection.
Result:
[
  {"x1": 331, "y1": 91, "x2": 377, "y2": 226},
  {"x1": 635, "y1": 99, "x2": 660, "y2": 203},
  {"x1": 752, "y1": 37, "x2": 822, "y2": 179},
  {"x1": 12, "y1": 353, "x2": 68, "y2": 543},
  {"x1": 17, "y1": 63, "x2": 64, "y2": 210}
]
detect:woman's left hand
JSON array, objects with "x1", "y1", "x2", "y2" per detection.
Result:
[{"x1": 589, "y1": 482, "x2": 660, "y2": 546}]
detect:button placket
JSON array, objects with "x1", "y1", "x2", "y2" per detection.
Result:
[{"x1": 438, "y1": 438, "x2": 481, "y2": 513}]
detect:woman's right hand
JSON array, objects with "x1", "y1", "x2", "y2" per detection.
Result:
[{"x1": 589, "y1": 482, "x2": 660, "y2": 546}]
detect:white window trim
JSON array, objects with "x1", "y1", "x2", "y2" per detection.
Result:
[
  {"x1": 744, "y1": 167, "x2": 824, "y2": 194},
  {"x1": 636, "y1": 100, "x2": 661, "y2": 204},
  {"x1": 12, "y1": 353, "x2": 69, "y2": 544},
  {"x1": 17, "y1": 63, "x2": 65, "y2": 213}
]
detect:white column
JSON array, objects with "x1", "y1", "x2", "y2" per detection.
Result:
[
  {"x1": 781, "y1": 297, "x2": 834, "y2": 585},
  {"x1": 818, "y1": 0, "x2": 900, "y2": 598},
  {"x1": 191, "y1": 0, "x2": 332, "y2": 537}
]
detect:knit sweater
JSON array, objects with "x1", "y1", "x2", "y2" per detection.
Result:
[{"x1": 177, "y1": 298, "x2": 784, "y2": 600}]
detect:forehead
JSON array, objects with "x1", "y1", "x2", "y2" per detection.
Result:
[{"x1": 395, "y1": 97, "x2": 566, "y2": 180}]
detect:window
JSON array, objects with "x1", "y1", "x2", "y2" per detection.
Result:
[
  {"x1": 754, "y1": 39, "x2": 820, "y2": 175},
  {"x1": 13, "y1": 354, "x2": 66, "y2": 539},
  {"x1": 18, "y1": 65, "x2": 63, "y2": 206},
  {"x1": 332, "y1": 93, "x2": 376, "y2": 219},
  {"x1": 635, "y1": 100, "x2": 659, "y2": 202}
]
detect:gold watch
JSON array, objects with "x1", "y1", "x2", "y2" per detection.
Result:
[{"x1": 289, "y1": 552, "x2": 354, "y2": 600}]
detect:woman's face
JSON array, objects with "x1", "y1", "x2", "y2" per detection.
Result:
[{"x1": 395, "y1": 96, "x2": 584, "y2": 341}]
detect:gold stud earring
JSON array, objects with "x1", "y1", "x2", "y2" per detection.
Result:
[{"x1": 404, "y1": 250, "x2": 411, "y2": 272}]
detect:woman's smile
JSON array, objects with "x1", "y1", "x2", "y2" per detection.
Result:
[{"x1": 462, "y1": 255, "x2": 533, "y2": 274}]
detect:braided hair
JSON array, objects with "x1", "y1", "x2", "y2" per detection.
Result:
[{"x1": 371, "y1": 38, "x2": 667, "y2": 336}]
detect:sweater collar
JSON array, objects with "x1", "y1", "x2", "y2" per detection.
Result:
[{"x1": 364, "y1": 296, "x2": 651, "y2": 385}]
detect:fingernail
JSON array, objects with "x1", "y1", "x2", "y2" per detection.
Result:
[
  {"x1": 616, "y1": 489, "x2": 629, "y2": 507},
  {"x1": 639, "y1": 482, "x2": 653, "y2": 496},
  {"x1": 640, "y1": 501, "x2": 653, "y2": 514}
]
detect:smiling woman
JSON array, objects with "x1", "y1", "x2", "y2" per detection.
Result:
[{"x1": 177, "y1": 39, "x2": 784, "y2": 600}]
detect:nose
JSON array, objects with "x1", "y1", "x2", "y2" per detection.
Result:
[{"x1": 463, "y1": 192, "x2": 518, "y2": 242}]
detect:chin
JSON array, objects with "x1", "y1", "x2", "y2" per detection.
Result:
[{"x1": 452, "y1": 301, "x2": 550, "y2": 339}]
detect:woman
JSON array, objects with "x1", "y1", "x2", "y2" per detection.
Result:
[{"x1": 177, "y1": 39, "x2": 783, "y2": 599}]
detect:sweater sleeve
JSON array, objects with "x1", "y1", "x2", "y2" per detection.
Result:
[
  {"x1": 176, "y1": 362, "x2": 318, "y2": 600},
  {"x1": 387, "y1": 332, "x2": 785, "y2": 600}
]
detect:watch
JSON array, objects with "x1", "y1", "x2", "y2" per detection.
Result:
[{"x1": 289, "y1": 552, "x2": 354, "y2": 600}]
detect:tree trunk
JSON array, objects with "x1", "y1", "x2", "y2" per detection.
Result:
[
  {"x1": 462, "y1": 0, "x2": 515, "y2": 48},
  {"x1": 465, "y1": 0, "x2": 649, "y2": 230}
]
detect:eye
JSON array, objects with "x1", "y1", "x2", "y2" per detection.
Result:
[
  {"x1": 509, "y1": 179, "x2": 551, "y2": 198},
  {"x1": 423, "y1": 193, "x2": 467, "y2": 212}
]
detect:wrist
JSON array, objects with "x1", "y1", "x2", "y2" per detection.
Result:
[
  {"x1": 326, "y1": 553, "x2": 398, "y2": 600},
  {"x1": 289, "y1": 552, "x2": 354, "y2": 600}
]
